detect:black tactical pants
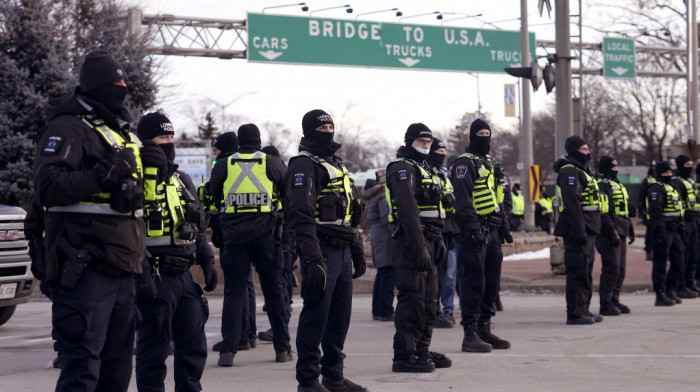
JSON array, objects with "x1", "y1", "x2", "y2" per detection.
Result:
[
  {"x1": 564, "y1": 232, "x2": 595, "y2": 318},
  {"x1": 652, "y1": 228, "x2": 685, "y2": 291},
  {"x1": 50, "y1": 265, "x2": 136, "y2": 392},
  {"x1": 458, "y1": 228, "x2": 503, "y2": 326},
  {"x1": 595, "y1": 235, "x2": 621, "y2": 309},
  {"x1": 392, "y1": 236, "x2": 439, "y2": 361},
  {"x1": 681, "y1": 218, "x2": 699, "y2": 290},
  {"x1": 296, "y1": 240, "x2": 353, "y2": 386},
  {"x1": 136, "y1": 270, "x2": 208, "y2": 392}
]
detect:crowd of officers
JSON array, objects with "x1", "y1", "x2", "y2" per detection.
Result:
[{"x1": 23, "y1": 50, "x2": 700, "y2": 392}]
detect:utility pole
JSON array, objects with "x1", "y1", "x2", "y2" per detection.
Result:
[
  {"x1": 687, "y1": 0, "x2": 699, "y2": 145},
  {"x1": 555, "y1": 0, "x2": 573, "y2": 156},
  {"x1": 520, "y1": 0, "x2": 535, "y2": 229}
]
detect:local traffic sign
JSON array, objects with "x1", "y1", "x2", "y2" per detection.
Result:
[
  {"x1": 247, "y1": 13, "x2": 536, "y2": 73},
  {"x1": 603, "y1": 37, "x2": 636, "y2": 79}
]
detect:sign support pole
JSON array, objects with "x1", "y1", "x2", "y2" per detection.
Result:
[{"x1": 520, "y1": 0, "x2": 535, "y2": 230}]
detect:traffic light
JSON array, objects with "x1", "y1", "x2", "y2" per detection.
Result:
[
  {"x1": 504, "y1": 62, "x2": 543, "y2": 90},
  {"x1": 543, "y1": 63, "x2": 556, "y2": 93}
]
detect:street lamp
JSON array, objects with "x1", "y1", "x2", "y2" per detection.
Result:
[
  {"x1": 440, "y1": 12, "x2": 483, "y2": 25},
  {"x1": 355, "y1": 8, "x2": 402, "y2": 19},
  {"x1": 309, "y1": 4, "x2": 353, "y2": 15},
  {"x1": 200, "y1": 91, "x2": 258, "y2": 133},
  {"x1": 399, "y1": 11, "x2": 442, "y2": 22},
  {"x1": 262, "y1": 3, "x2": 309, "y2": 13}
]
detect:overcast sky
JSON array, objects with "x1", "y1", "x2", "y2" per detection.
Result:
[{"x1": 134, "y1": 0, "x2": 607, "y2": 145}]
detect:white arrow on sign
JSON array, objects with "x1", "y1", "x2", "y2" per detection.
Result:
[
  {"x1": 259, "y1": 50, "x2": 283, "y2": 60},
  {"x1": 398, "y1": 57, "x2": 420, "y2": 67},
  {"x1": 611, "y1": 67, "x2": 629, "y2": 76}
]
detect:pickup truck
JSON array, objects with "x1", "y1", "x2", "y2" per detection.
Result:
[{"x1": 0, "y1": 204, "x2": 35, "y2": 326}]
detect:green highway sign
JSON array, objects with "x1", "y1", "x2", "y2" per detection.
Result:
[
  {"x1": 247, "y1": 13, "x2": 536, "y2": 73},
  {"x1": 603, "y1": 37, "x2": 636, "y2": 79}
]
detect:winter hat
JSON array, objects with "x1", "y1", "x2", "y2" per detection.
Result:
[
  {"x1": 79, "y1": 50, "x2": 126, "y2": 92},
  {"x1": 213, "y1": 132, "x2": 238, "y2": 154},
  {"x1": 564, "y1": 135, "x2": 586, "y2": 156},
  {"x1": 430, "y1": 137, "x2": 446, "y2": 153},
  {"x1": 675, "y1": 154, "x2": 692, "y2": 169},
  {"x1": 404, "y1": 123, "x2": 432, "y2": 145},
  {"x1": 238, "y1": 123, "x2": 261, "y2": 145},
  {"x1": 302, "y1": 109, "x2": 334, "y2": 135},
  {"x1": 512, "y1": 183, "x2": 521, "y2": 191},
  {"x1": 656, "y1": 161, "x2": 672, "y2": 176},
  {"x1": 598, "y1": 155, "x2": 618, "y2": 176},
  {"x1": 469, "y1": 119, "x2": 491, "y2": 141},
  {"x1": 262, "y1": 145, "x2": 280, "y2": 157},
  {"x1": 136, "y1": 112, "x2": 174, "y2": 141}
]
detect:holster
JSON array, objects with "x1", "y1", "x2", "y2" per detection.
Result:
[
  {"x1": 57, "y1": 238, "x2": 92, "y2": 290},
  {"x1": 152, "y1": 254, "x2": 192, "y2": 274},
  {"x1": 318, "y1": 233, "x2": 350, "y2": 248}
]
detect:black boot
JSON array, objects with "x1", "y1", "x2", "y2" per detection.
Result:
[
  {"x1": 665, "y1": 289, "x2": 682, "y2": 304},
  {"x1": 600, "y1": 304, "x2": 621, "y2": 316},
  {"x1": 655, "y1": 289, "x2": 675, "y2": 306},
  {"x1": 477, "y1": 320, "x2": 511, "y2": 349},
  {"x1": 462, "y1": 324, "x2": 492, "y2": 352},
  {"x1": 392, "y1": 356, "x2": 435, "y2": 373},
  {"x1": 613, "y1": 302, "x2": 631, "y2": 314},
  {"x1": 676, "y1": 287, "x2": 698, "y2": 299}
]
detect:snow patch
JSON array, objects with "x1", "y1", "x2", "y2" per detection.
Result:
[{"x1": 503, "y1": 247, "x2": 550, "y2": 261}]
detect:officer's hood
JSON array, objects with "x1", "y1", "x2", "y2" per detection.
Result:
[
  {"x1": 298, "y1": 136, "x2": 341, "y2": 158},
  {"x1": 553, "y1": 154, "x2": 589, "y2": 173},
  {"x1": 361, "y1": 183, "x2": 385, "y2": 201},
  {"x1": 396, "y1": 145, "x2": 427, "y2": 163},
  {"x1": 45, "y1": 88, "x2": 132, "y2": 130}
]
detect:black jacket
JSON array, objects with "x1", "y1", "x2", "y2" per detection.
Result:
[
  {"x1": 552, "y1": 155, "x2": 601, "y2": 238},
  {"x1": 597, "y1": 175, "x2": 618, "y2": 238},
  {"x1": 285, "y1": 138, "x2": 358, "y2": 262},
  {"x1": 646, "y1": 179, "x2": 683, "y2": 228},
  {"x1": 450, "y1": 147, "x2": 505, "y2": 236},
  {"x1": 34, "y1": 89, "x2": 145, "y2": 279},
  {"x1": 210, "y1": 144, "x2": 287, "y2": 245}
]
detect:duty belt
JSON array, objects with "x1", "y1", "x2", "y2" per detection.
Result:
[
  {"x1": 318, "y1": 233, "x2": 351, "y2": 248},
  {"x1": 48, "y1": 203, "x2": 144, "y2": 217}
]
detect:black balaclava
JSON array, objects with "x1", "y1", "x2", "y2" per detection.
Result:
[
  {"x1": 137, "y1": 112, "x2": 176, "y2": 161},
  {"x1": 262, "y1": 145, "x2": 280, "y2": 158},
  {"x1": 213, "y1": 132, "x2": 238, "y2": 155},
  {"x1": 79, "y1": 50, "x2": 128, "y2": 115},
  {"x1": 403, "y1": 123, "x2": 433, "y2": 160},
  {"x1": 564, "y1": 135, "x2": 590, "y2": 165},
  {"x1": 656, "y1": 161, "x2": 673, "y2": 183},
  {"x1": 675, "y1": 154, "x2": 693, "y2": 179},
  {"x1": 238, "y1": 123, "x2": 262, "y2": 151},
  {"x1": 598, "y1": 155, "x2": 618, "y2": 180},
  {"x1": 427, "y1": 137, "x2": 447, "y2": 168},
  {"x1": 302, "y1": 109, "x2": 335, "y2": 146},
  {"x1": 468, "y1": 118, "x2": 491, "y2": 156},
  {"x1": 540, "y1": 186, "x2": 548, "y2": 198}
]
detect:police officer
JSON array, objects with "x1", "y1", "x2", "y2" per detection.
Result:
[
  {"x1": 641, "y1": 161, "x2": 657, "y2": 261},
  {"x1": 596, "y1": 156, "x2": 634, "y2": 316},
  {"x1": 386, "y1": 127, "x2": 452, "y2": 372},
  {"x1": 673, "y1": 155, "x2": 700, "y2": 298},
  {"x1": 210, "y1": 124, "x2": 292, "y2": 366},
  {"x1": 34, "y1": 50, "x2": 167, "y2": 391},
  {"x1": 536, "y1": 186, "x2": 554, "y2": 234},
  {"x1": 510, "y1": 183, "x2": 525, "y2": 232},
  {"x1": 553, "y1": 136, "x2": 602, "y2": 324},
  {"x1": 450, "y1": 119, "x2": 511, "y2": 352},
  {"x1": 646, "y1": 161, "x2": 685, "y2": 306},
  {"x1": 134, "y1": 112, "x2": 217, "y2": 391},
  {"x1": 286, "y1": 110, "x2": 367, "y2": 392}
]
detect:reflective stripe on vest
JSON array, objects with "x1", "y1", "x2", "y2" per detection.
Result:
[
  {"x1": 646, "y1": 182, "x2": 683, "y2": 219},
  {"x1": 385, "y1": 158, "x2": 444, "y2": 223},
  {"x1": 197, "y1": 182, "x2": 218, "y2": 214},
  {"x1": 440, "y1": 174, "x2": 456, "y2": 215},
  {"x1": 512, "y1": 193, "x2": 525, "y2": 215},
  {"x1": 221, "y1": 152, "x2": 277, "y2": 214},
  {"x1": 299, "y1": 152, "x2": 354, "y2": 226},
  {"x1": 557, "y1": 164, "x2": 600, "y2": 213},
  {"x1": 676, "y1": 177, "x2": 700, "y2": 212},
  {"x1": 458, "y1": 153, "x2": 500, "y2": 215},
  {"x1": 144, "y1": 172, "x2": 195, "y2": 245},
  {"x1": 48, "y1": 114, "x2": 143, "y2": 216},
  {"x1": 598, "y1": 178, "x2": 629, "y2": 217},
  {"x1": 539, "y1": 197, "x2": 554, "y2": 214}
]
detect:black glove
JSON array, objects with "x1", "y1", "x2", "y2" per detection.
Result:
[
  {"x1": 435, "y1": 239, "x2": 447, "y2": 266},
  {"x1": 414, "y1": 247, "x2": 432, "y2": 272},
  {"x1": 628, "y1": 225, "x2": 635, "y2": 245},
  {"x1": 96, "y1": 148, "x2": 137, "y2": 188},
  {"x1": 351, "y1": 254, "x2": 366, "y2": 279},
  {"x1": 135, "y1": 271, "x2": 158, "y2": 302},
  {"x1": 503, "y1": 232, "x2": 514, "y2": 244},
  {"x1": 608, "y1": 229, "x2": 621, "y2": 247},
  {"x1": 200, "y1": 259, "x2": 218, "y2": 292},
  {"x1": 140, "y1": 140, "x2": 168, "y2": 182},
  {"x1": 305, "y1": 258, "x2": 328, "y2": 293},
  {"x1": 628, "y1": 205, "x2": 637, "y2": 218},
  {"x1": 575, "y1": 233, "x2": 587, "y2": 246}
]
